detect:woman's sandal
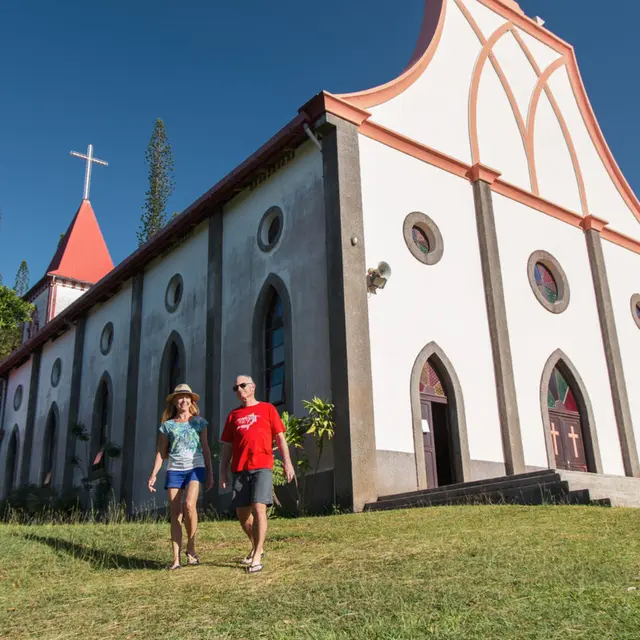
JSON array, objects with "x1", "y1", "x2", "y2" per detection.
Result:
[
  {"x1": 247, "y1": 563, "x2": 264, "y2": 574},
  {"x1": 167, "y1": 562, "x2": 181, "y2": 571},
  {"x1": 240, "y1": 551, "x2": 264, "y2": 566},
  {"x1": 186, "y1": 553, "x2": 200, "y2": 566}
]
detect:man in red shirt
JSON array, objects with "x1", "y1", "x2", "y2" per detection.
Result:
[{"x1": 220, "y1": 374, "x2": 295, "y2": 573}]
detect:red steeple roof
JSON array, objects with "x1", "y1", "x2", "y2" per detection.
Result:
[{"x1": 46, "y1": 200, "x2": 114, "y2": 284}]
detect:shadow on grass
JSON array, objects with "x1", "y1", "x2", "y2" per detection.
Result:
[{"x1": 18, "y1": 533, "x2": 165, "y2": 570}]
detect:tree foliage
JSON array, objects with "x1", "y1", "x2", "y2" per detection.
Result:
[
  {"x1": 0, "y1": 284, "x2": 33, "y2": 359},
  {"x1": 13, "y1": 260, "x2": 29, "y2": 297},
  {"x1": 137, "y1": 119, "x2": 175, "y2": 246}
]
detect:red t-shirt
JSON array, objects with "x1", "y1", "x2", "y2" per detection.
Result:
[{"x1": 221, "y1": 402, "x2": 286, "y2": 472}]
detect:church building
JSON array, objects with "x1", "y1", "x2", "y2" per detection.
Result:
[{"x1": 1, "y1": 0, "x2": 640, "y2": 512}]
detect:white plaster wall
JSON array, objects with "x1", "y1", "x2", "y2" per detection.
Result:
[
  {"x1": 77, "y1": 282, "x2": 133, "y2": 499},
  {"x1": 132, "y1": 222, "x2": 209, "y2": 509},
  {"x1": 547, "y1": 66, "x2": 640, "y2": 238},
  {"x1": 492, "y1": 31, "x2": 538, "y2": 123},
  {"x1": 359, "y1": 136, "x2": 503, "y2": 463},
  {"x1": 220, "y1": 143, "x2": 331, "y2": 458},
  {"x1": 476, "y1": 60, "x2": 530, "y2": 190},
  {"x1": 0, "y1": 359, "x2": 32, "y2": 497},
  {"x1": 493, "y1": 193, "x2": 625, "y2": 474},
  {"x1": 30, "y1": 328, "x2": 76, "y2": 488},
  {"x1": 515, "y1": 28, "x2": 562, "y2": 71},
  {"x1": 31, "y1": 288, "x2": 49, "y2": 324},
  {"x1": 461, "y1": 0, "x2": 506, "y2": 38},
  {"x1": 601, "y1": 240, "x2": 640, "y2": 458},
  {"x1": 53, "y1": 282, "x2": 88, "y2": 317},
  {"x1": 533, "y1": 91, "x2": 582, "y2": 213},
  {"x1": 369, "y1": 0, "x2": 482, "y2": 165}
]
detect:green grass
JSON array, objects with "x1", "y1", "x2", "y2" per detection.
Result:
[{"x1": 1, "y1": 505, "x2": 639, "y2": 639}]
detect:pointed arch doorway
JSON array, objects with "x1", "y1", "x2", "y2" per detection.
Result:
[
  {"x1": 547, "y1": 367, "x2": 588, "y2": 472},
  {"x1": 411, "y1": 344, "x2": 471, "y2": 490},
  {"x1": 541, "y1": 351, "x2": 602, "y2": 474},
  {"x1": 420, "y1": 360, "x2": 454, "y2": 487}
]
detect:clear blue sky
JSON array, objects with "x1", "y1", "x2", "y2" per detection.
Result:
[{"x1": 1, "y1": 0, "x2": 638, "y2": 285}]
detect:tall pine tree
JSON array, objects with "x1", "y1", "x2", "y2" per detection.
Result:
[
  {"x1": 14, "y1": 260, "x2": 29, "y2": 297},
  {"x1": 137, "y1": 119, "x2": 175, "y2": 246}
]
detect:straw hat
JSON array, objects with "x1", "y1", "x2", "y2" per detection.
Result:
[{"x1": 166, "y1": 383, "x2": 200, "y2": 403}]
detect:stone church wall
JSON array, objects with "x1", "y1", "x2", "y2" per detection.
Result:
[
  {"x1": 0, "y1": 358, "x2": 32, "y2": 497},
  {"x1": 131, "y1": 222, "x2": 209, "y2": 510},
  {"x1": 76, "y1": 282, "x2": 133, "y2": 501},
  {"x1": 221, "y1": 142, "x2": 332, "y2": 508},
  {"x1": 30, "y1": 328, "x2": 76, "y2": 488}
]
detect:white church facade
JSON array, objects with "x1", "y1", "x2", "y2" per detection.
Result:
[{"x1": 1, "y1": 0, "x2": 640, "y2": 512}]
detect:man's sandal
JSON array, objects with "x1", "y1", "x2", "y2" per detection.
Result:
[
  {"x1": 186, "y1": 553, "x2": 200, "y2": 566},
  {"x1": 247, "y1": 563, "x2": 264, "y2": 574},
  {"x1": 240, "y1": 551, "x2": 264, "y2": 566}
]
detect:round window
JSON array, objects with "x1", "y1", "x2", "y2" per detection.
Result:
[
  {"x1": 100, "y1": 322, "x2": 114, "y2": 355},
  {"x1": 630, "y1": 294, "x2": 640, "y2": 330},
  {"x1": 165, "y1": 274, "x2": 184, "y2": 313},
  {"x1": 403, "y1": 212, "x2": 443, "y2": 266},
  {"x1": 51, "y1": 358, "x2": 62, "y2": 388},
  {"x1": 13, "y1": 385, "x2": 23, "y2": 411},
  {"x1": 527, "y1": 251, "x2": 569, "y2": 314},
  {"x1": 257, "y1": 206, "x2": 284, "y2": 252}
]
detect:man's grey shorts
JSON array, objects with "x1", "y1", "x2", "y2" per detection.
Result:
[{"x1": 231, "y1": 469, "x2": 273, "y2": 508}]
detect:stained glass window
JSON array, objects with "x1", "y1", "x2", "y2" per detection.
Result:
[
  {"x1": 412, "y1": 226, "x2": 430, "y2": 255},
  {"x1": 41, "y1": 410, "x2": 56, "y2": 487},
  {"x1": 420, "y1": 361, "x2": 446, "y2": 398},
  {"x1": 547, "y1": 367, "x2": 578, "y2": 412},
  {"x1": 534, "y1": 263, "x2": 558, "y2": 303},
  {"x1": 635, "y1": 303, "x2": 640, "y2": 320},
  {"x1": 92, "y1": 381, "x2": 110, "y2": 472},
  {"x1": 265, "y1": 291, "x2": 285, "y2": 406}
]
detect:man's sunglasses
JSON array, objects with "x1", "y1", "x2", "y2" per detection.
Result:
[{"x1": 233, "y1": 382, "x2": 253, "y2": 392}]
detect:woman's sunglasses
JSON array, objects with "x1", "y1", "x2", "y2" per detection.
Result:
[{"x1": 233, "y1": 382, "x2": 253, "y2": 392}]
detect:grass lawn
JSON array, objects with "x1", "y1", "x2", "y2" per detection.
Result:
[{"x1": 0, "y1": 505, "x2": 639, "y2": 639}]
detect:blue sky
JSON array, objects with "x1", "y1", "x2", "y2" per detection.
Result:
[{"x1": 1, "y1": 0, "x2": 638, "y2": 285}]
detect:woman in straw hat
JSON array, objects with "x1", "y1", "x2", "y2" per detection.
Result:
[{"x1": 148, "y1": 383, "x2": 214, "y2": 570}]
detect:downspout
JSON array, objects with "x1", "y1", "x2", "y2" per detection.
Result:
[{"x1": 303, "y1": 123, "x2": 323, "y2": 151}]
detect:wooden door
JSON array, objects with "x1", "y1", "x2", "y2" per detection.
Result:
[
  {"x1": 420, "y1": 401, "x2": 438, "y2": 488},
  {"x1": 549, "y1": 410, "x2": 588, "y2": 472}
]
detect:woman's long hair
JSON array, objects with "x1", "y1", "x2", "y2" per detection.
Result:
[{"x1": 161, "y1": 398, "x2": 200, "y2": 424}]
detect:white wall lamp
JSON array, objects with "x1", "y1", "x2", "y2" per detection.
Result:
[{"x1": 367, "y1": 261, "x2": 392, "y2": 294}]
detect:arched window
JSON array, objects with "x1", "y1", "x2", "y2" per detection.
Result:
[
  {"x1": 4, "y1": 426, "x2": 19, "y2": 496},
  {"x1": 158, "y1": 332, "x2": 186, "y2": 420},
  {"x1": 168, "y1": 341, "x2": 182, "y2": 393},
  {"x1": 264, "y1": 290, "x2": 285, "y2": 407},
  {"x1": 41, "y1": 406, "x2": 57, "y2": 487},
  {"x1": 252, "y1": 275, "x2": 293, "y2": 410},
  {"x1": 92, "y1": 378, "x2": 112, "y2": 474}
]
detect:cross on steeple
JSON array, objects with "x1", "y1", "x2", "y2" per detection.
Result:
[{"x1": 70, "y1": 144, "x2": 108, "y2": 201}]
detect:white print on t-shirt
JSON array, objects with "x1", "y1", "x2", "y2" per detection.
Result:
[{"x1": 236, "y1": 413, "x2": 259, "y2": 431}]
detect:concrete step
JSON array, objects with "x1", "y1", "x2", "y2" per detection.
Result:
[
  {"x1": 366, "y1": 478, "x2": 571, "y2": 511},
  {"x1": 377, "y1": 469, "x2": 559, "y2": 502},
  {"x1": 369, "y1": 473, "x2": 563, "y2": 510}
]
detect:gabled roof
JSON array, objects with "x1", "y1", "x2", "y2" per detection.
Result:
[{"x1": 46, "y1": 199, "x2": 114, "y2": 283}]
